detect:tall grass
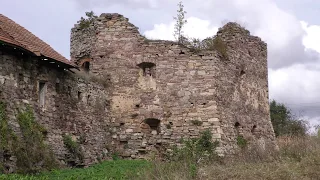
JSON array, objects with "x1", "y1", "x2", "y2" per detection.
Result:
[
  {"x1": 136, "y1": 135, "x2": 320, "y2": 180},
  {"x1": 2, "y1": 135, "x2": 320, "y2": 179}
]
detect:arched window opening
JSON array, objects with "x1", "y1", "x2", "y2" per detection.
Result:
[
  {"x1": 137, "y1": 62, "x2": 156, "y2": 77},
  {"x1": 240, "y1": 70, "x2": 245, "y2": 76},
  {"x1": 234, "y1": 122, "x2": 240, "y2": 128},
  {"x1": 234, "y1": 122, "x2": 241, "y2": 135},
  {"x1": 144, "y1": 118, "x2": 160, "y2": 132},
  {"x1": 81, "y1": 61, "x2": 90, "y2": 72}
]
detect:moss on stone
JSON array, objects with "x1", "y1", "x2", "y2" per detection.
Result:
[
  {"x1": 191, "y1": 120, "x2": 203, "y2": 126},
  {"x1": 212, "y1": 37, "x2": 228, "y2": 61}
]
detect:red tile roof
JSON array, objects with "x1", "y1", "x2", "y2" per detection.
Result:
[{"x1": 0, "y1": 14, "x2": 75, "y2": 67}]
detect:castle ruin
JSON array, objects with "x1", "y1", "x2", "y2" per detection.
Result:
[{"x1": 0, "y1": 13, "x2": 276, "y2": 170}]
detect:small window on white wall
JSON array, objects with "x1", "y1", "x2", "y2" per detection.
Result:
[{"x1": 39, "y1": 81, "x2": 47, "y2": 108}]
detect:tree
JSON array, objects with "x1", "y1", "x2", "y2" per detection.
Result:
[
  {"x1": 78, "y1": 11, "x2": 98, "y2": 29},
  {"x1": 270, "y1": 100, "x2": 308, "y2": 137},
  {"x1": 173, "y1": 1, "x2": 187, "y2": 43}
]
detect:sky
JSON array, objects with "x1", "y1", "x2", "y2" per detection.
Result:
[{"x1": 1, "y1": 0, "x2": 320, "y2": 131}]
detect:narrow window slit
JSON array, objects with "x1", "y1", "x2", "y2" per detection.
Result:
[{"x1": 39, "y1": 81, "x2": 47, "y2": 108}]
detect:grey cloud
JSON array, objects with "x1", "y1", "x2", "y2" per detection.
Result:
[
  {"x1": 268, "y1": 36, "x2": 319, "y2": 69},
  {"x1": 72, "y1": 0, "x2": 165, "y2": 9},
  {"x1": 276, "y1": 0, "x2": 320, "y2": 24},
  {"x1": 268, "y1": 61, "x2": 320, "y2": 120}
]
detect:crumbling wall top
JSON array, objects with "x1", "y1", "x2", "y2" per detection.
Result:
[
  {"x1": 98, "y1": 13, "x2": 126, "y2": 21},
  {"x1": 218, "y1": 22, "x2": 251, "y2": 36}
]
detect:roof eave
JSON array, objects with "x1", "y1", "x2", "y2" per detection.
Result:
[{"x1": 0, "y1": 41, "x2": 78, "y2": 69}]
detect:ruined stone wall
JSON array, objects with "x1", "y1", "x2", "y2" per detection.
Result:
[
  {"x1": 0, "y1": 48, "x2": 111, "y2": 166},
  {"x1": 70, "y1": 23, "x2": 97, "y2": 61},
  {"x1": 214, "y1": 24, "x2": 276, "y2": 153},
  {"x1": 70, "y1": 13, "x2": 276, "y2": 158}
]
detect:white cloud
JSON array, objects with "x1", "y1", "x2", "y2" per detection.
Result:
[
  {"x1": 144, "y1": 17, "x2": 218, "y2": 40},
  {"x1": 268, "y1": 63, "x2": 320, "y2": 117},
  {"x1": 301, "y1": 21, "x2": 320, "y2": 53}
]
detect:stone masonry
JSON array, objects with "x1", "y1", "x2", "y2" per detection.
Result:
[
  {"x1": 70, "y1": 13, "x2": 277, "y2": 159},
  {"x1": 0, "y1": 47, "x2": 111, "y2": 167},
  {"x1": 0, "y1": 12, "x2": 278, "y2": 171}
]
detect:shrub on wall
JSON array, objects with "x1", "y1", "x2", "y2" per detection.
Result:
[
  {"x1": 146, "y1": 130, "x2": 220, "y2": 179},
  {"x1": 62, "y1": 134, "x2": 84, "y2": 167},
  {"x1": 78, "y1": 11, "x2": 98, "y2": 29},
  {"x1": 181, "y1": 36, "x2": 229, "y2": 60},
  {"x1": 236, "y1": 135, "x2": 248, "y2": 149},
  {"x1": 191, "y1": 120, "x2": 203, "y2": 126},
  {"x1": 14, "y1": 105, "x2": 58, "y2": 174},
  {"x1": 0, "y1": 102, "x2": 17, "y2": 173},
  {"x1": 166, "y1": 130, "x2": 219, "y2": 163}
]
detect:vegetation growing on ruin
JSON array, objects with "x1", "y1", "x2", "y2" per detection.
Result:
[
  {"x1": 78, "y1": 11, "x2": 98, "y2": 29},
  {"x1": 173, "y1": 1, "x2": 188, "y2": 44},
  {"x1": 0, "y1": 103, "x2": 57, "y2": 174},
  {"x1": 211, "y1": 37, "x2": 228, "y2": 60},
  {"x1": 62, "y1": 134, "x2": 84, "y2": 167},
  {"x1": 157, "y1": 130, "x2": 220, "y2": 179},
  {"x1": 0, "y1": 102, "x2": 17, "y2": 173},
  {"x1": 180, "y1": 35, "x2": 229, "y2": 60},
  {"x1": 191, "y1": 119, "x2": 203, "y2": 126},
  {"x1": 4, "y1": 135, "x2": 320, "y2": 180},
  {"x1": 4, "y1": 128, "x2": 320, "y2": 179},
  {"x1": 14, "y1": 105, "x2": 58, "y2": 174},
  {"x1": 172, "y1": 1, "x2": 229, "y2": 60},
  {"x1": 236, "y1": 135, "x2": 248, "y2": 149}
]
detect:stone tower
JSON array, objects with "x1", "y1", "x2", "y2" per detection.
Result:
[{"x1": 70, "y1": 13, "x2": 276, "y2": 158}]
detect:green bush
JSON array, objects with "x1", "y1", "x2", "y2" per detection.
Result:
[
  {"x1": 167, "y1": 130, "x2": 219, "y2": 164},
  {"x1": 212, "y1": 37, "x2": 228, "y2": 60},
  {"x1": 62, "y1": 134, "x2": 84, "y2": 167},
  {"x1": 140, "y1": 130, "x2": 220, "y2": 179},
  {"x1": 236, "y1": 135, "x2": 248, "y2": 149},
  {"x1": 77, "y1": 11, "x2": 97, "y2": 29},
  {"x1": 181, "y1": 36, "x2": 229, "y2": 60},
  {"x1": 191, "y1": 120, "x2": 203, "y2": 126},
  {"x1": 14, "y1": 105, "x2": 58, "y2": 174},
  {"x1": 0, "y1": 102, "x2": 17, "y2": 173}
]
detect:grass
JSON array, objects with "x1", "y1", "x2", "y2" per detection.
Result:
[
  {"x1": 0, "y1": 160, "x2": 149, "y2": 180},
  {"x1": 3, "y1": 135, "x2": 320, "y2": 179},
  {"x1": 137, "y1": 135, "x2": 320, "y2": 180}
]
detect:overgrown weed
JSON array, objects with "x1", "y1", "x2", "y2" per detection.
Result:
[
  {"x1": 14, "y1": 105, "x2": 58, "y2": 174},
  {"x1": 136, "y1": 135, "x2": 320, "y2": 180}
]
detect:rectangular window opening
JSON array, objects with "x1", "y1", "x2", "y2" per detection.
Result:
[
  {"x1": 78, "y1": 91, "x2": 82, "y2": 100},
  {"x1": 55, "y1": 82, "x2": 60, "y2": 93},
  {"x1": 39, "y1": 81, "x2": 47, "y2": 108}
]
